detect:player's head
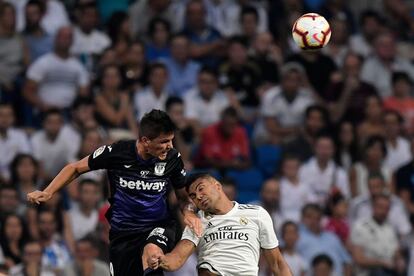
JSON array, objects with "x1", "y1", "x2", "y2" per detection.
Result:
[
  {"x1": 139, "y1": 109, "x2": 177, "y2": 160},
  {"x1": 185, "y1": 173, "x2": 228, "y2": 212}
]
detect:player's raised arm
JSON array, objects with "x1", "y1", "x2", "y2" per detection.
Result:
[
  {"x1": 27, "y1": 155, "x2": 91, "y2": 204},
  {"x1": 153, "y1": 239, "x2": 196, "y2": 271},
  {"x1": 263, "y1": 247, "x2": 293, "y2": 276}
]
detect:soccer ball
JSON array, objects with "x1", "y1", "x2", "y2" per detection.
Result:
[{"x1": 292, "y1": 13, "x2": 331, "y2": 50}]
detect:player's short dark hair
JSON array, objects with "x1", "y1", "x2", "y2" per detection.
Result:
[
  {"x1": 165, "y1": 96, "x2": 183, "y2": 112},
  {"x1": 312, "y1": 254, "x2": 333, "y2": 269},
  {"x1": 240, "y1": 5, "x2": 259, "y2": 22},
  {"x1": 184, "y1": 172, "x2": 212, "y2": 192},
  {"x1": 139, "y1": 109, "x2": 177, "y2": 139}
]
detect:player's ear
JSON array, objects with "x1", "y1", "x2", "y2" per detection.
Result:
[{"x1": 141, "y1": 136, "x2": 150, "y2": 145}]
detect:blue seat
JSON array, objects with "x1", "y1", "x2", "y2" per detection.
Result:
[
  {"x1": 226, "y1": 168, "x2": 263, "y2": 194},
  {"x1": 255, "y1": 145, "x2": 283, "y2": 178},
  {"x1": 237, "y1": 191, "x2": 260, "y2": 204}
]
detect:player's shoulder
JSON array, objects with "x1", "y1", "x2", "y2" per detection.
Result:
[
  {"x1": 165, "y1": 148, "x2": 183, "y2": 161},
  {"x1": 92, "y1": 140, "x2": 135, "y2": 159},
  {"x1": 237, "y1": 203, "x2": 261, "y2": 211}
]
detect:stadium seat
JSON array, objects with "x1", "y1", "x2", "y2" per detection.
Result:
[
  {"x1": 255, "y1": 145, "x2": 283, "y2": 178},
  {"x1": 226, "y1": 168, "x2": 264, "y2": 203}
]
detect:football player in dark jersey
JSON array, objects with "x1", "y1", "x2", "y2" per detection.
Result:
[{"x1": 28, "y1": 109, "x2": 202, "y2": 275}]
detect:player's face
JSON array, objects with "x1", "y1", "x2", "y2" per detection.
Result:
[
  {"x1": 145, "y1": 132, "x2": 174, "y2": 160},
  {"x1": 188, "y1": 178, "x2": 220, "y2": 211}
]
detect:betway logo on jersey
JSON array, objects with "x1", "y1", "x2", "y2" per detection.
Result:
[{"x1": 119, "y1": 177, "x2": 166, "y2": 192}]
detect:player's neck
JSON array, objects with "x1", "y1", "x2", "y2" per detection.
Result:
[{"x1": 212, "y1": 199, "x2": 234, "y2": 215}]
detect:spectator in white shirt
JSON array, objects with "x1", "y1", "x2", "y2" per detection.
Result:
[
  {"x1": 281, "y1": 221, "x2": 307, "y2": 276},
  {"x1": 40, "y1": 0, "x2": 70, "y2": 35},
  {"x1": 24, "y1": 26, "x2": 89, "y2": 113},
  {"x1": 71, "y1": 2, "x2": 111, "y2": 69},
  {"x1": 383, "y1": 110, "x2": 412, "y2": 172},
  {"x1": 134, "y1": 62, "x2": 170, "y2": 120},
  {"x1": 184, "y1": 67, "x2": 231, "y2": 132},
  {"x1": 349, "y1": 173, "x2": 411, "y2": 238},
  {"x1": 254, "y1": 62, "x2": 314, "y2": 145},
  {"x1": 361, "y1": 32, "x2": 414, "y2": 98},
  {"x1": 69, "y1": 179, "x2": 101, "y2": 240},
  {"x1": 31, "y1": 109, "x2": 75, "y2": 179},
  {"x1": 351, "y1": 194, "x2": 405, "y2": 276},
  {"x1": 299, "y1": 133, "x2": 350, "y2": 206},
  {"x1": 279, "y1": 155, "x2": 309, "y2": 223},
  {"x1": 0, "y1": 103, "x2": 31, "y2": 181}
]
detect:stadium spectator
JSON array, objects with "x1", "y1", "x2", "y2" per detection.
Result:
[
  {"x1": 279, "y1": 155, "x2": 309, "y2": 223},
  {"x1": 38, "y1": 0, "x2": 70, "y2": 35},
  {"x1": 63, "y1": 236, "x2": 110, "y2": 276},
  {"x1": 31, "y1": 109, "x2": 76, "y2": 179},
  {"x1": 254, "y1": 62, "x2": 314, "y2": 145},
  {"x1": 196, "y1": 107, "x2": 250, "y2": 172},
  {"x1": 281, "y1": 221, "x2": 307, "y2": 276},
  {"x1": 0, "y1": 186, "x2": 25, "y2": 219},
  {"x1": 94, "y1": 65, "x2": 137, "y2": 135},
  {"x1": 9, "y1": 240, "x2": 55, "y2": 276},
  {"x1": 361, "y1": 32, "x2": 414, "y2": 98},
  {"x1": 283, "y1": 105, "x2": 330, "y2": 162},
  {"x1": 0, "y1": 103, "x2": 31, "y2": 181},
  {"x1": 349, "y1": 136, "x2": 392, "y2": 197},
  {"x1": 349, "y1": 10, "x2": 384, "y2": 58},
  {"x1": 184, "y1": 67, "x2": 232, "y2": 131},
  {"x1": 134, "y1": 63, "x2": 170, "y2": 121},
  {"x1": 286, "y1": 49, "x2": 337, "y2": 97},
  {"x1": 182, "y1": 0, "x2": 224, "y2": 68},
  {"x1": 0, "y1": 2, "x2": 29, "y2": 100},
  {"x1": 121, "y1": 41, "x2": 150, "y2": 92},
  {"x1": 299, "y1": 134, "x2": 350, "y2": 205},
  {"x1": 23, "y1": 0, "x2": 53, "y2": 62},
  {"x1": 324, "y1": 193, "x2": 350, "y2": 245},
  {"x1": 322, "y1": 16, "x2": 350, "y2": 67},
  {"x1": 394, "y1": 136, "x2": 414, "y2": 223},
  {"x1": 357, "y1": 95, "x2": 385, "y2": 144},
  {"x1": 220, "y1": 177, "x2": 237, "y2": 201},
  {"x1": 351, "y1": 194, "x2": 405, "y2": 276},
  {"x1": 23, "y1": 26, "x2": 89, "y2": 114},
  {"x1": 0, "y1": 214, "x2": 28, "y2": 269},
  {"x1": 297, "y1": 204, "x2": 351, "y2": 276},
  {"x1": 383, "y1": 71, "x2": 414, "y2": 135},
  {"x1": 37, "y1": 209, "x2": 71, "y2": 271},
  {"x1": 145, "y1": 17, "x2": 171, "y2": 62},
  {"x1": 106, "y1": 11, "x2": 132, "y2": 62},
  {"x1": 311, "y1": 254, "x2": 334, "y2": 276},
  {"x1": 383, "y1": 110, "x2": 412, "y2": 172},
  {"x1": 10, "y1": 154, "x2": 40, "y2": 203},
  {"x1": 350, "y1": 173, "x2": 411, "y2": 238},
  {"x1": 71, "y1": 2, "x2": 111, "y2": 71},
  {"x1": 323, "y1": 52, "x2": 378, "y2": 125},
  {"x1": 162, "y1": 34, "x2": 201, "y2": 97},
  {"x1": 69, "y1": 179, "x2": 101, "y2": 240},
  {"x1": 333, "y1": 121, "x2": 359, "y2": 172},
  {"x1": 219, "y1": 36, "x2": 262, "y2": 109}
]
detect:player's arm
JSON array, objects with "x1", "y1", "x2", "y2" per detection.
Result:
[
  {"x1": 262, "y1": 247, "x2": 293, "y2": 276},
  {"x1": 175, "y1": 187, "x2": 202, "y2": 237},
  {"x1": 27, "y1": 156, "x2": 90, "y2": 204},
  {"x1": 158, "y1": 240, "x2": 196, "y2": 271}
]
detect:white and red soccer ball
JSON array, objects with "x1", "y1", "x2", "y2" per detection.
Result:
[{"x1": 292, "y1": 13, "x2": 331, "y2": 50}]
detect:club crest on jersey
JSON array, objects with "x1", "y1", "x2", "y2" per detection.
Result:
[
  {"x1": 154, "y1": 162, "x2": 166, "y2": 176},
  {"x1": 140, "y1": 170, "x2": 150, "y2": 178},
  {"x1": 240, "y1": 217, "x2": 248, "y2": 225},
  {"x1": 93, "y1": 145, "x2": 106, "y2": 159}
]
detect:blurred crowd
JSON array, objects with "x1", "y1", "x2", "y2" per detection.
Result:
[{"x1": 1, "y1": 0, "x2": 414, "y2": 275}]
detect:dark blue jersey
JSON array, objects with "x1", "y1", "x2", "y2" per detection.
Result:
[{"x1": 88, "y1": 140, "x2": 186, "y2": 233}]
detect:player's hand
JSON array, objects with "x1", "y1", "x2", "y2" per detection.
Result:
[
  {"x1": 183, "y1": 211, "x2": 203, "y2": 237},
  {"x1": 148, "y1": 253, "x2": 163, "y2": 270},
  {"x1": 27, "y1": 190, "x2": 52, "y2": 204}
]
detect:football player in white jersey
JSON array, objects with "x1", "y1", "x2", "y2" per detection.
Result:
[{"x1": 149, "y1": 172, "x2": 292, "y2": 276}]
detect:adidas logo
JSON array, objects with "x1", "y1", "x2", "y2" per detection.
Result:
[{"x1": 206, "y1": 222, "x2": 213, "y2": 229}]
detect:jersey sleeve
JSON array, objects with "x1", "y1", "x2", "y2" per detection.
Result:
[
  {"x1": 88, "y1": 144, "x2": 115, "y2": 170},
  {"x1": 181, "y1": 226, "x2": 200, "y2": 246},
  {"x1": 258, "y1": 207, "x2": 279, "y2": 249},
  {"x1": 170, "y1": 152, "x2": 187, "y2": 189}
]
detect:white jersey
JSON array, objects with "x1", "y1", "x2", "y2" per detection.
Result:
[{"x1": 182, "y1": 202, "x2": 279, "y2": 276}]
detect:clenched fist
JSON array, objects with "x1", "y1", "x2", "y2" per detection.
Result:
[{"x1": 27, "y1": 190, "x2": 52, "y2": 204}]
